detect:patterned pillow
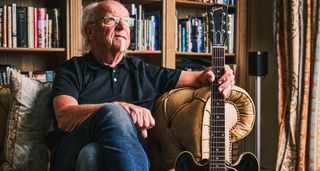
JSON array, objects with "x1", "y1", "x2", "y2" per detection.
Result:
[
  {"x1": 0, "y1": 69, "x2": 53, "y2": 170},
  {"x1": 0, "y1": 87, "x2": 12, "y2": 166}
]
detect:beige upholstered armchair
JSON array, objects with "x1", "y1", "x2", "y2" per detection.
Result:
[
  {"x1": 0, "y1": 69, "x2": 255, "y2": 170},
  {"x1": 149, "y1": 86, "x2": 255, "y2": 171}
]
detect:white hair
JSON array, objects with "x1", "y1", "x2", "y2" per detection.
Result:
[{"x1": 81, "y1": 2, "x2": 100, "y2": 51}]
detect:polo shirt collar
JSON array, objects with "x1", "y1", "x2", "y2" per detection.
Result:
[{"x1": 85, "y1": 52, "x2": 130, "y2": 70}]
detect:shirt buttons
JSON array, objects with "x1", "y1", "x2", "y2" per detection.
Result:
[
  {"x1": 113, "y1": 78, "x2": 117, "y2": 82},
  {"x1": 113, "y1": 70, "x2": 116, "y2": 73}
]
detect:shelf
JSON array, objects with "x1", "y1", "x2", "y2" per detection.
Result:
[
  {"x1": 0, "y1": 48, "x2": 66, "y2": 52},
  {"x1": 176, "y1": 52, "x2": 236, "y2": 64},
  {"x1": 127, "y1": 50, "x2": 161, "y2": 55},
  {"x1": 176, "y1": 0, "x2": 236, "y2": 9},
  {"x1": 176, "y1": 52, "x2": 235, "y2": 57},
  {"x1": 121, "y1": 0, "x2": 162, "y2": 4}
]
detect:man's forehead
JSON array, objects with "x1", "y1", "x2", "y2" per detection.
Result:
[{"x1": 98, "y1": 1, "x2": 129, "y2": 16}]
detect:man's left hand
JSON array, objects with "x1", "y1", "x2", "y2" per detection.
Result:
[{"x1": 198, "y1": 65, "x2": 235, "y2": 97}]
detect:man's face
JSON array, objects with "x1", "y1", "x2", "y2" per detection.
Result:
[{"x1": 90, "y1": 2, "x2": 131, "y2": 53}]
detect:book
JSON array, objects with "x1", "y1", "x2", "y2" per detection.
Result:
[
  {"x1": 48, "y1": 8, "x2": 62, "y2": 48},
  {"x1": 16, "y1": 7, "x2": 28, "y2": 47},
  {"x1": 27, "y1": 7, "x2": 34, "y2": 48},
  {"x1": 2, "y1": 5, "x2": 7, "y2": 48},
  {"x1": 0, "y1": 7, "x2": 3, "y2": 47},
  {"x1": 125, "y1": 4, "x2": 136, "y2": 50},
  {"x1": 37, "y1": 8, "x2": 46, "y2": 48},
  {"x1": 7, "y1": 6, "x2": 12, "y2": 47},
  {"x1": 34, "y1": 7, "x2": 38, "y2": 48},
  {"x1": 12, "y1": 3, "x2": 17, "y2": 48}
]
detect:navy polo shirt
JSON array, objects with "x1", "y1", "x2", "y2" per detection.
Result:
[{"x1": 51, "y1": 53, "x2": 181, "y2": 110}]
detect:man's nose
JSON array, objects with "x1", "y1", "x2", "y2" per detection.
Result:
[{"x1": 115, "y1": 21, "x2": 126, "y2": 30}]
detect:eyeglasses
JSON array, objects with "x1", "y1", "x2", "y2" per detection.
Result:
[{"x1": 93, "y1": 16, "x2": 135, "y2": 27}]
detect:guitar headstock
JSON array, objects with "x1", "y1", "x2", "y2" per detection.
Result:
[{"x1": 207, "y1": 5, "x2": 228, "y2": 46}]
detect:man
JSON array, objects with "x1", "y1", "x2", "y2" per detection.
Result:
[{"x1": 47, "y1": 1, "x2": 235, "y2": 171}]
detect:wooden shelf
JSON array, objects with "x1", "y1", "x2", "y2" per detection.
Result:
[
  {"x1": 0, "y1": 48, "x2": 66, "y2": 52},
  {"x1": 176, "y1": 52, "x2": 235, "y2": 57},
  {"x1": 176, "y1": 0, "x2": 236, "y2": 8},
  {"x1": 176, "y1": 52, "x2": 236, "y2": 64},
  {"x1": 121, "y1": 0, "x2": 162, "y2": 5},
  {"x1": 127, "y1": 50, "x2": 161, "y2": 55}
]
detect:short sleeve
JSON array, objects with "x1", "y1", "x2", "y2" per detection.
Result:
[
  {"x1": 51, "y1": 59, "x2": 82, "y2": 101},
  {"x1": 143, "y1": 62, "x2": 181, "y2": 94}
]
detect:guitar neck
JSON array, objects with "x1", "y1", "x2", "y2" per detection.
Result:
[{"x1": 210, "y1": 46, "x2": 226, "y2": 170}]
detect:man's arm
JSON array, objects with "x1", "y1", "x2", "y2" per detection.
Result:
[
  {"x1": 53, "y1": 95, "x2": 155, "y2": 138},
  {"x1": 53, "y1": 95, "x2": 106, "y2": 132},
  {"x1": 175, "y1": 65, "x2": 235, "y2": 96}
]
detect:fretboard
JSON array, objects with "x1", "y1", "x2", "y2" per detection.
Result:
[{"x1": 209, "y1": 46, "x2": 226, "y2": 171}]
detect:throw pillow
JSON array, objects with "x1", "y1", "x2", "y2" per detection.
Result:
[
  {"x1": 0, "y1": 69, "x2": 53, "y2": 171},
  {"x1": 0, "y1": 87, "x2": 12, "y2": 166}
]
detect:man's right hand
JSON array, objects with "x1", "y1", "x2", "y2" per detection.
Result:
[{"x1": 113, "y1": 102, "x2": 155, "y2": 138}]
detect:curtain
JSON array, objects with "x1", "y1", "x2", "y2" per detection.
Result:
[{"x1": 275, "y1": 0, "x2": 320, "y2": 170}]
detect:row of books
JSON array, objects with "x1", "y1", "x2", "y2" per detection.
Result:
[
  {"x1": 0, "y1": 64, "x2": 55, "y2": 86},
  {"x1": 0, "y1": 4, "x2": 62, "y2": 48},
  {"x1": 20, "y1": 70, "x2": 55, "y2": 82},
  {"x1": 125, "y1": 4, "x2": 161, "y2": 51},
  {"x1": 196, "y1": 0, "x2": 236, "y2": 4},
  {"x1": 175, "y1": 13, "x2": 234, "y2": 53}
]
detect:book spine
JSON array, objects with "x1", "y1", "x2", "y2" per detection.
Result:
[
  {"x1": 37, "y1": 8, "x2": 46, "y2": 48},
  {"x1": 27, "y1": 7, "x2": 34, "y2": 48},
  {"x1": 227, "y1": 14, "x2": 234, "y2": 53},
  {"x1": 12, "y1": 3, "x2": 17, "y2": 48},
  {"x1": 127, "y1": 4, "x2": 136, "y2": 50},
  {"x1": 17, "y1": 7, "x2": 28, "y2": 47},
  {"x1": 34, "y1": 7, "x2": 38, "y2": 48},
  {"x1": 181, "y1": 25, "x2": 186, "y2": 52},
  {"x1": 48, "y1": 8, "x2": 61, "y2": 48},
  {"x1": 2, "y1": 5, "x2": 7, "y2": 48},
  {"x1": 0, "y1": 7, "x2": 3, "y2": 47},
  {"x1": 7, "y1": 6, "x2": 12, "y2": 48},
  {"x1": 45, "y1": 13, "x2": 49, "y2": 48}
]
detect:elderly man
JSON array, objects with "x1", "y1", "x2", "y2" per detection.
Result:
[{"x1": 46, "y1": 0, "x2": 235, "y2": 171}]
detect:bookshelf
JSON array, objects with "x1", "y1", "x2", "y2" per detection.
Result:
[
  {"x1": 0, "y1": 0, "x2": 249, "y2": 87},
  {"x1": 0, "y1": 0, "x2": 69, "y2": 72}
]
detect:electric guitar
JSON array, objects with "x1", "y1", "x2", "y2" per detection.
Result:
[{"x1": 175, "y1": 5, "x2": 259, "y2": 171}]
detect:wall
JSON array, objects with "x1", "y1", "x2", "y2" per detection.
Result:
[{"x1": 245, "y1": 0, "x2": 278, "y2": 169}]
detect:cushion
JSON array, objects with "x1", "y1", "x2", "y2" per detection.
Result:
[
  {"x1": 0, "y1": 69, "x2": 53, "y2": 171},
  {"x1": 0, "y1": 87, "x2": 12, "y2": 166}
]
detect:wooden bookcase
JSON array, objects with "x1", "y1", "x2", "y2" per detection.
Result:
[
  {"x1": 0, "y1": 0, "x2": 249, "y2": 87},
  {"x1": 0, "y1": 0, "x2": 70, "y2": 72}
]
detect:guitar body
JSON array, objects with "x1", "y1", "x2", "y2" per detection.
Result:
[{"x1": 175, "y1": 151, "x2": 259, "y2": 171}]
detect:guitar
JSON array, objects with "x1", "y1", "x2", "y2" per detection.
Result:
[{"x1": 174, "y1": 5, "x2": 259, "y2": 171}]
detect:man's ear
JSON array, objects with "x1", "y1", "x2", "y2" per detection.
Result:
[{"x1": 86, "y1": 25, "x2": 94, "y2": 40}]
